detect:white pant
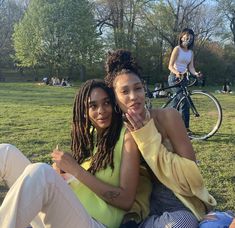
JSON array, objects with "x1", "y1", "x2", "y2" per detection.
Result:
[{"x1": 0, "y1": 144, "x2": 105, "y2": 228}]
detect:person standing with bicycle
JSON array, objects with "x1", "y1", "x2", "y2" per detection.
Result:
[{"x1": 168, "y1": 28, "x2": 201, "y2": 134}]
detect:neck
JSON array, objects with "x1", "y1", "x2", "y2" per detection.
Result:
[
  {"x1": 141, "y1": 108, "x2": 150, "y2": 124},
  {"x1": 181, "y1": 46, "x2": 188, "y2": 50},
  {"x1": 96, "y1": 128, "x2": 104, "y2": 135}
]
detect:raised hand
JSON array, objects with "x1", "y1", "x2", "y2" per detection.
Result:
[{"x1": 124, "y1": 108, "x2": 150, "y2": 131}]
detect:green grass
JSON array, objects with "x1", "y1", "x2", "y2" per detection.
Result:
[
  {"x1": 0, "y1": 82, "x2": 234, "y2": 212},
  {"x1": 0, "y1": 83, "x2": 78, "y2": 163}
]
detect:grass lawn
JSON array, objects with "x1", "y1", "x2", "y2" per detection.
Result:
[{"x1": 0, "y1": 82, "x2": 234, "y2": 212}]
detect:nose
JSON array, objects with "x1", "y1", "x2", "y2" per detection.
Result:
[
  {"x1": 97, "y1": 105, "x2": 105, "y2": 114},
  {"x1": 129, "y1": 90, "x2": 137, "y2": 100}
]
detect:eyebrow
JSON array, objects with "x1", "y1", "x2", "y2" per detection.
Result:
[
  {"x1": 88, "y1": 97, "x2": 110, "y2": 105},
  {"x1": 120, "y1": 82, "x2": 142, "y2": 89}
]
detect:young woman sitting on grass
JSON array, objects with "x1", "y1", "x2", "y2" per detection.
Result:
[
  {"x1": 0, "y1": 79, "x2": 140, "y2": 228},
  {"x1": 104, "y1": 49, "x2": 217, "y2": 228}
]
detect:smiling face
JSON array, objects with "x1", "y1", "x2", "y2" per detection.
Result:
[
  {"x1": 88, "y1": 87, "x2": 113, "y2": 133},
  {"x1": 113, "y1": 73, "x2": 146, "y2": 116}
]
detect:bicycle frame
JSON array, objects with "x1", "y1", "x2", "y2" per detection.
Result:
[
  {"x1": 153, "y1": 80, "x2": 200, "y2": 118},
  {"x1": 148, "y1": 75, "x2": 222, "y2": 140}
]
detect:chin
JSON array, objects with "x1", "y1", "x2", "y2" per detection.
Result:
[{"x1": 130, "y1": 107, "x2": 143, "y2": 114}]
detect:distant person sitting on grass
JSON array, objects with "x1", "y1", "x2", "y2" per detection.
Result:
[
  {"x1": 61, "y1": 78, "x2": 71, "y2": 87},
  {"x1": 221, "y1": 81, "x2": 232, "y2": 94},
  {"x1": 152, "y1": 83, "x2": 160, "y2": 98},
  {"x1": 61, "y1": 78, "x2": 67, "y2": 86},
  {"x1": 42, "y1": 77, "x2": 49, "y2": 85}
]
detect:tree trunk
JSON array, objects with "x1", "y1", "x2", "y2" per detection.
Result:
[
  {"x1": 230, "y1": 13, "x2": 235, "y2": 45},
  {"x1": 79, "y1": 64, "x2": 86, "y2": 82}
]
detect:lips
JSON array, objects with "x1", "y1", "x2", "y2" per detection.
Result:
[
  {"x1": 129, "y1": 103, "x2": 141, "y2": 110},
  {"x1": 97, "y1": 117, "x2": 109, "y2": 123}
]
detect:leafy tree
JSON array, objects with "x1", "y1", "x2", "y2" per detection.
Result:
[
  {"x1": 216, "y1": 0, "x2": 235, "y2": 45},
  {"x1": 0, "y1": 0, "x2": 23, "y2": 68},
  {"x1": 196, "y1": 41, "x2": 227, "y2": 84},
  {"x1": 13, "y1": 0, "x2": 102, "y2": 80},
  {"x1": 223, "y1": 44, "x2": 235, "y2": 81},
  {"x1": 95, "y1": 0, "x2": 150, "y2": 49},
  {"x1": 143, "y1": 0, "x2": 220, "y2": 49}
]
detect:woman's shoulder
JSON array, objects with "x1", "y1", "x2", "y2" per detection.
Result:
[
  {"x1": 150, "y1": 108, "x2": 177, "y2": 137},
  {"x1": 151, "y1": 108, "x2": 184, "y2": 140},
  {"x1": 173, "y1": 45, "x2": 180, "y2": 53},
  {"x1": 151, "y1": 107, "x2": 179, "y2": 120},
  {"x1": 175, "y1": 45, "x2": 180, "y2": 50},
  {"x1": 151, "y1": 108, "x2": 182, "y2": 129}
]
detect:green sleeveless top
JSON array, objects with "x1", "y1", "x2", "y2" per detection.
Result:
[{"x1": 69, "y1": 127, "x2": 126, "y2": 228}]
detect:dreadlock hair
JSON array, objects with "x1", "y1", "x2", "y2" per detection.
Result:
[
  {"x1": 104, "y1": 49, "x2": 142, "y2": 88},
  {"x1": 71, "y1": 79, "x2": 123, "y2": 175}
]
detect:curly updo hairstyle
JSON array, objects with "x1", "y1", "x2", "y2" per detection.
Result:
[{"x1": 104, "y1": 49, "x2": 142, "y2": 88}]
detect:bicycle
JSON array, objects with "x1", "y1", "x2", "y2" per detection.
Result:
[{"x1": 145, "y1": 73, "x2": 223, "y2": 140}]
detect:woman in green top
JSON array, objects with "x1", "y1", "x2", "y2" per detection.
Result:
[{"x1": 0, "y1": 79, "x2": 139, "y2": 228}]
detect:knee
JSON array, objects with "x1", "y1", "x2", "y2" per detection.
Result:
[
  {"x1": 0, "y1": 143, "x2": 15, "y2": 153},
  {"x1": 24, "y1": 163, "x2": 52, "y2": 174},
  {"x1": 23, "y1": 163, "x2": 57, "y2": 183},
  {"x1": 0, "y1": 143, "x2": 21, "y2": 156}
]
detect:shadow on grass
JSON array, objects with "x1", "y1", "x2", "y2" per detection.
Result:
[
  {"x1": 212, "y1": 191, "x2": 228, "y2": 209},
  {"x1": 231, "y1": 176, "x2": 235, "y2": 184},
  {"x1": 205, "y1": 133, "x2": 235, "y2": 144},
  {"x1": 26, "y1": 139, "x2": 48, "y2": 145},
  {"x1": 0, "y1": 181, "x2": 8, "y2": 205}
]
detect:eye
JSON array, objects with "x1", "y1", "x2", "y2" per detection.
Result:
[
  {"x1": 120, "y1": 90, "x2": 128, "y2": 94},
  {"x1": 135, "y1": 86, "x2": 143, "y2": 91},
  {"x1": 104, "y1": 100, "x2": 111, "y2": 106},
  {"x1": 89, "y1": 104, "x2": 97, "y2": 110}
]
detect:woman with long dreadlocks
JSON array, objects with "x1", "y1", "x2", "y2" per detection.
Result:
[{"x1": 0, "y1": 79, "x2": 140, "y2": 228}]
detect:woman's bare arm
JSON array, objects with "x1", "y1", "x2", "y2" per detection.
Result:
[
  {"x1": 168, "y1": 46, "x2": 181, "y2": 77},
  {"x1": 188, "y1": 52, "x2": 199, "y2": 76},
  {"x1": 160, "y1": 108, "x2": 196, "y2": 161},
  {"x1": 51, "y1": 131, "x2": 140, "y2": 211}
]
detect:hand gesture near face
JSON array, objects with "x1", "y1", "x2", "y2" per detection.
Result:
[{"x1": 124, "y1": 108, "x2": 150, "y2": 131}]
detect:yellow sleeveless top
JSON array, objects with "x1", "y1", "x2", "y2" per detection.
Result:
[{"x1": 69, "y1": 127, "x2": 126, "y2": 228}]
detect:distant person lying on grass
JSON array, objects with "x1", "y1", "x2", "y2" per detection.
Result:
[{"x1": 0, "y1": 79, "x2": 140, "y2": 228}]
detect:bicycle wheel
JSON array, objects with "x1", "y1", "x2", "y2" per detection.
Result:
[{"x1": 176, "y1": 90, "x2": 222, "y2": 140}]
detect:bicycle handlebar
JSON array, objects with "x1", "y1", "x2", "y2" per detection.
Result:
[
  {"x1": 150, "y1": 73, "x2": 200, "y2": 95},
  {"x1": 177, "y1": 72, "x2": 198, "y2": 87}
]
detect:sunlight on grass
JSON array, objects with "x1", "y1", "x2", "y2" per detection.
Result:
[{"x1": 0, "y1": 82, "x2": 234, "y2": 211}]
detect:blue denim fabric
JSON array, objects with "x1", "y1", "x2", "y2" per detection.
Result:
[
  {"x1": 199, "y1": 211, "x2": 234, "y2": 228},
  {"x1": 168, "y1": 73, "x2": 190, "y2": 128}
]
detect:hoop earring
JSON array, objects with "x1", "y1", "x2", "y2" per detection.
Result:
[
  {"x1": 114, "y1": 104, "x2": 121, "y2": 114},
  {"x1": 145, "y1": 97, "x2": 152, "y2": 109}
]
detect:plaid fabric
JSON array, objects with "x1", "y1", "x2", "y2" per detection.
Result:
[{"x1": 139, "y1": 210, "x2": 198, "y2": 228}]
